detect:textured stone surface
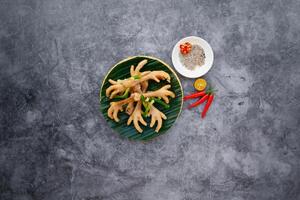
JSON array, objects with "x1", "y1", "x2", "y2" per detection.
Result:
[{"x1": 1, "y1": 0, "x2": 300, "y2": 200}]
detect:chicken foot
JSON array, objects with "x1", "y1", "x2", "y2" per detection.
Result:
[
  {"x1": 144, "y1": 85, "x2": 175, "y2": 103},
  {"x1": 149, "y1": 105, "x2": 167, "y2": 132},
  {"x1": 127, "y1": 101, "x2": 147, "y2": 133}
]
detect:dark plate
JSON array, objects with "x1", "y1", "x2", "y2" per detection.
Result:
[{"x1": 100, "y1": 56, "x2": 183, "y2": 141}]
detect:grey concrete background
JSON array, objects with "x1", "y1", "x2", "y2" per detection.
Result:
[{"x1": 1, "y1": 0, "x2": 300, "y2": 200}]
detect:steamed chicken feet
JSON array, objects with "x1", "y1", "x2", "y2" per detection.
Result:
[
  {"x1": 127, "y1": 101, "x2": 147, "y2": 133},
  {"x1": 125, "y1": 101, "x2": 135, "y2": 115},
  {"x1": 106, "y1": 70, "x2": 168, "y2": 99},
  {"x1": 105, "y1": 59, "x2": 175, "y2": 133},
  {"x1": 149, "y1": 105, "x2": 167, "y2": 132},
  {"x1": 131, "y1": 60, "x2": 150, "y2": 92},
  {"x1": 107, "y1": 96, "x2": 134, "y2": 122},
  {"x1": 141, "y1": 80, "x2": 148, "y2": 92},
  {"x1": 130, "y1": 59, "x2": 148, "y2": 76},
  {"x1": 144, "y1": 85, "x2": 175, "y2": 103},
  {"x1": 106, "y1": 82, "x2": 126, "y2": 99},
  {"x1": 140, "y1": 71, "x2": 171, "y2": 83}
]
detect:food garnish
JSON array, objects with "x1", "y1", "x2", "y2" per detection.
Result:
[
  {"x1": 152, "y1": 97, "x2": 170, "y2": 109},
  {"x1": 179, "y1": 44, "x2": 205, "y2": 70},
  {"x1": 183, "y1": 91, "x2": 206, "y2": 100},
  {"x1": 188, "y1": 94, "x2": 209, "y2": 109},
  {"x1": 141, "y1": 95, "x2": 154, "y2": 117},
  {"x1": 132, "y1": 75, "x2": 141, "y2": 80},
  {"x1": 180, "y1": 42, "x2": 192, "y2": 55},
  {"x1": 106, "y1": 59, "x2": 175, "y2": 133},
  {"x1": 201, "y1": 94, "x2": 214, "y2": 118},
  {"x1": 114, "y1": 88, "x2": 130, "y2": 99},
  {"x1": 193, "y1": 78, "x2": 207, "y2": 91},
  {"x1": 184, "y1": 83, "x2": 215, "y2": 118},
  {"x1": 141, "y1": 96, "x2": 170, "y2": 117}
]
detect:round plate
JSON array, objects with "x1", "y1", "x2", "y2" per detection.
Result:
[
  {"x1": 172, "y1": 36, "x2": 214, "y2": 78},
  {"x1": 100, "y1": 56, "x2": 183, "y2": 141}
]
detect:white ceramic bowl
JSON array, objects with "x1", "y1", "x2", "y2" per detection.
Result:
[{"x1": 172, "y1": 36, "x2": 214, "y2": 78}]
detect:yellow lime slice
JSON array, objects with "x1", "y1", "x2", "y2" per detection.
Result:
[{"x1": 194, "y1": 78, "x2": 207, "y2": 91}]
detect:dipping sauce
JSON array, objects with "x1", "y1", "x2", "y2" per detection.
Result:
[{"x1": 179, "y1": 44, "x2": 205, "y2": 70}]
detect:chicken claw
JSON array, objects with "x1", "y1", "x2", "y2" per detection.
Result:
[
  {"x1": 106, "y1": 84, "x2": 126, "y2": 99},
  {"x1": 140, "y1": 71, "x2": 171, "y2": 83},
  {"x1": 107, "y1": 69, "x2": 169, "y2": 99},
  {"x1": 126, "y1": 102, "x2": 135, "y2": 115},
  {"x1": 107, "y1": 102, "x2": 123, "y2": 122},
  {"x1": 144, "y1": 85, "x2": 175, "y2": 103},
  {"x1": 149, "y1": 105, "x2": 167, "y2": 132},
  {"x1": 107, "y1": 97, "x2": 134, "y2": 122},
  {"x1": 130, "y1": 60, "x2": 149, "y2": 92},
  {"x1": 130, "y1": 59, "x2": 148, "y2": 76},
  {"x1": 106, "y1": 78, "x2": 140, "y2": 99},
  {"x1": 108, "y1": 79, "x2": 118, "y2": 85},
  {"x1": 127, "y1": 101, "x2": 147, "y2": 133},
  {"x1": 141, "y1": 81, "x2": 148, "y2": 92}
]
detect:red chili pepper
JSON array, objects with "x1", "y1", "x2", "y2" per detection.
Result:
[
  {"x1": 201, "y1": 94, "x2": 214, "y2": 118},
  {"x1": 188, "y1": 94, "x2": 209, "y2": 109},
  {"x1": 182, "y1": 47, "x2": 188, "y2": 54},
  {"x1": 184, "y1": 91, "x2": 206, "y2": 101},
  {"x1": 185, "y1": 42, "x2": 192, "y2": 47}
]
